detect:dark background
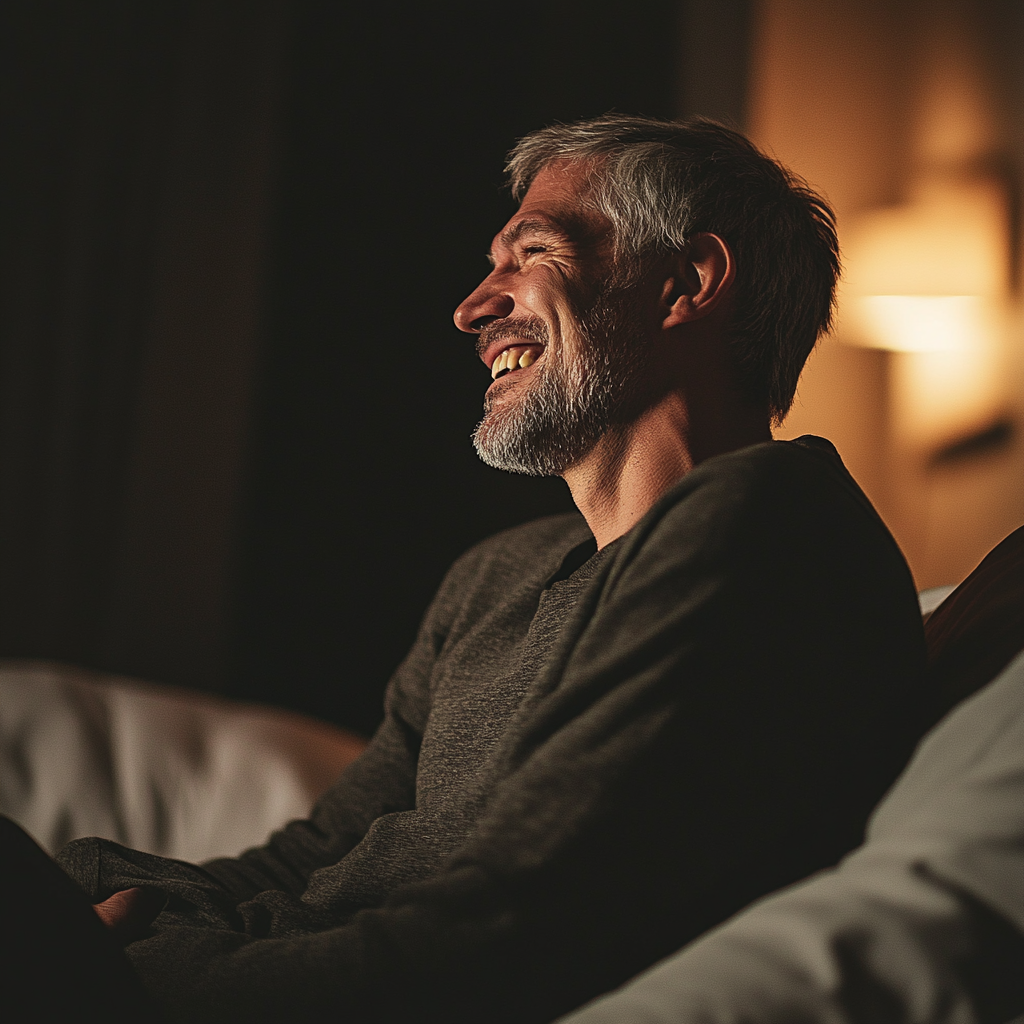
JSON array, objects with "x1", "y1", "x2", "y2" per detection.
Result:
[{"x1": 0, "y1": 0, "x2": 752, "y2": 735}]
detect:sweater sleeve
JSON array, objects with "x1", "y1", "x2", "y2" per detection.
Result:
[
  {"x1": 197, "y1": 662, "x2": 430, "y2": 899},
  {"x1": 55, "y1": 552, "x2": 450, "y2": 907},
  {"x1": 120, "y1": 442, "x2": 929, "y2": 1024}
]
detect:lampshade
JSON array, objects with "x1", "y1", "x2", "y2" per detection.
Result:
[{"x1": 840, "y1": 175, "x2": 1008, "y2": 352}]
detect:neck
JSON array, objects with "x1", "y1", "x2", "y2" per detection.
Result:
[{"x1": 562, "y1": 391, "x2": 771, "y2": 549}]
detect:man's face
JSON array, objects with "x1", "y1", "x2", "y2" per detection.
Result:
[{"x1": 454, "y1": 161, "x2": 651, "y2": 476}]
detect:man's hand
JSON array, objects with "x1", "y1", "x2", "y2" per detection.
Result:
[{"x1": 93, "y1": 887, "x2": 165, "y2": 944}]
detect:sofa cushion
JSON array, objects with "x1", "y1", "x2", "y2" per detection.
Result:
[{"x1": 0, "y1": 661, "x2": 367, "y2": 859}]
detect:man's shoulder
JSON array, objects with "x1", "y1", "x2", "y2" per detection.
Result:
[
  {"x1": 696, "y1": 434, "x2": 845, "y2": 486},
  {"x1": 624, "y1": 434, "x2": 902, "y2": 579},
  {"x1": 657, "y1": 435, "x2": 875, "y2": 525}
]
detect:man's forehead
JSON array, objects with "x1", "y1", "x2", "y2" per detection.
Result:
[
  {"x1": 492, "y1": 215, "x2": 568, "y2": 251},
  {"x1": 521, "y1": 158, "x2": 598, "y2": 204},
  {"x1": 489, "y1": 163, "x2": 611, "y2": 257}
]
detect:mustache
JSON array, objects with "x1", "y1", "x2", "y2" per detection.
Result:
[{"x1": 475, "y1": 316, "x2": 550, "y2": 360}]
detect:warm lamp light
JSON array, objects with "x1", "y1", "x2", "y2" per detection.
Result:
[
  {"x1": 857, "y1": 295, "x2": 986, "y2": 352},
  {"x1": 841, "y1": 175, "x2": 1008, "y2": 352}
]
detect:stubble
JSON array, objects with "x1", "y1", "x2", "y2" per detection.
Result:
[{"x1": 471, "y1": 287, "x2": 650, "y2": 476}]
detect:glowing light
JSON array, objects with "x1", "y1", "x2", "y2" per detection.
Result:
[
  {"x1": 840, "y1": 175, "x2": 1008, "y2": 353},
  {"x1": 855, "y1": 295, "x2": 986, "y2": 352}
]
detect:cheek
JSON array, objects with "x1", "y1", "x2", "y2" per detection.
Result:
[{"x1": 521, "y1": 273, "x2": 588, "y2": 346}]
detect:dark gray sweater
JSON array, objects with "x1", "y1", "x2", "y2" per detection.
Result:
[{"x1": 58, "y1": 437, "x2": 927, "y2": 1024}]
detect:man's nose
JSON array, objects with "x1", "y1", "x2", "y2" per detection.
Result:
[{"x1": 453, "y1": 283, "x2": 515, "y2": 333}]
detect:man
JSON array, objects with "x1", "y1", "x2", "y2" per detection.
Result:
[{"x1": 37, "y1": 116, "x2": 924, "y2": 1022}]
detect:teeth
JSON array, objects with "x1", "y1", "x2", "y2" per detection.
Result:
[{"x1": 490, "y1": 346, "x2": 539, "y2": 379}]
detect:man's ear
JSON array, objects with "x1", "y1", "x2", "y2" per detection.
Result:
[{"x1": 659, "y1": 233, "x2": 735, "y2": 330}]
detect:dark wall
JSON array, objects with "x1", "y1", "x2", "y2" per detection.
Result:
[
  {"x1": 0, "y1": 2, "x2": 281, "y2": 691},
  {"x1": 1, "y1": 0, "x2": 752, "y2": 737},
  {"x1": 230, "y1": 2, "x2": 688, "y2": 734}
]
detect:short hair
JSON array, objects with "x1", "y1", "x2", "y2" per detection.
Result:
[{"x1": 506, "y1": 115, "x2": 840, "y2": 424}]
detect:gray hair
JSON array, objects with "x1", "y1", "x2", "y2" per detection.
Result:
[{"x1": 506, "y1": 115, "x2": 841, "y2": 424}]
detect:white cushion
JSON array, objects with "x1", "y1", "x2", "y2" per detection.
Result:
[{"x1": 0, "y1": 660, "x2": 365, "y2": 861}]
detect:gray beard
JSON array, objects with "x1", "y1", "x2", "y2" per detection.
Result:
[{"x1": 471, "y1": 292, "x2": 649, "y2": 477}]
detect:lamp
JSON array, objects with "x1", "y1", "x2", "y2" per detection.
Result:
[
  {"x1": 840, "y1": 172, "x2": 1012, "y2": 451},
  {"x1": 841, "y1": 174, "x2": 1008, "y2": 353}
]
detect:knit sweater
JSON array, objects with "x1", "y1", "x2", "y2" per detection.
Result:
[{"x1": 58, "y1": 437, "x2": 927, "y2": 1024}]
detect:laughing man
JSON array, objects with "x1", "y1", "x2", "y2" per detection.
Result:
[{"x1": 57, "y1": 116, "x2": 926, "y2": 1023}]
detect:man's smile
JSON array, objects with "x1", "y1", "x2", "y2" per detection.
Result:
[
  {"x1": 477, "y1": 320, "x2": 551, "y2": 392},
  {"x1": 489, "y1": 344, "x2": 543, "y2": 381}
]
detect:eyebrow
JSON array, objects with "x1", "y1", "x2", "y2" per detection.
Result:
[{"x1": 486, "y1": 218, "x2": 567, "y2": 265}]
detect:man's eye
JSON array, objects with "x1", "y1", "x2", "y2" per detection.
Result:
[{"x1": 522, "y1": 245, "x2": 547, "y2": 255}]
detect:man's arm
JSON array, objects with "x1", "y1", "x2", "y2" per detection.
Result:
[
  {"x1": 55, "y1": 550, "x2": 452, "y2": 908},
  {"x1": 117, "y1": 442, "x2": 928, "y2": 1023},
  {"x1": 199, "y1": 675, "x2": 428, "y2": 898}
]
